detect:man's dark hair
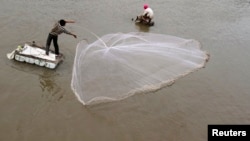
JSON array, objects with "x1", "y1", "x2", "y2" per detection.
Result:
[{"x1": 59, "y1": 19, "x2": 66, "y2": 26}]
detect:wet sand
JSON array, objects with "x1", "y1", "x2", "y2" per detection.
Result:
[{"x1": 1, "y1": 0, "x2": 250, "y2": 141}]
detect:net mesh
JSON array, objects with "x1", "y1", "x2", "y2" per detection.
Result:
[{"x1": 71, "y1": 32, "x2": 209, "y2": 105}]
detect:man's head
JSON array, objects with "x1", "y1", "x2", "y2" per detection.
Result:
[
  {"x1": 144, "y1": 4, "x2": 149, "y2": 9},
  {"x1": 59, "y1": 19, "x2": 66, "y2": 26}
]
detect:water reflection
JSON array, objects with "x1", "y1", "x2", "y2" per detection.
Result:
[
  {"x1": 39, "y1": 70, "x2": 59, "y2": 93},
  {"x1": 134, "y1": 23, "x2": 150, "y2": 32},
  {"x1": 10, "y1": 61, "x2": 63, "y2": 102},
  {"x1": 39, "y1": 70, "x2": 63, "y2": 102}
]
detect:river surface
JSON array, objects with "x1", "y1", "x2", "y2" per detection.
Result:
[{"x1": 1, "y1": 0, "x2": 250, "y2": 141}]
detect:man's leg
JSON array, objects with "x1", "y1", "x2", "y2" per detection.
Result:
[
  {"x1": 46, "y1": 34, "x2": 53, "y2": 55},
  {"x1": 143, "y1": 16, "x2": 150, "y2": 23},
  {"x1": 52, "y1": 35, "x2": 59, "y2": 55},
  {"x1": 148, "y1": 18, "x2": 151, "y2": 23}
]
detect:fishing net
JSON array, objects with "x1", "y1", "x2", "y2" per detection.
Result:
[{"x1": 71, "y1": 32, "x2": 209, "y2": 105}]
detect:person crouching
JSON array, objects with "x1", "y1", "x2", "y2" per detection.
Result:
[{"x1": 136, "y1": 4, "x2": 154, "y2": 23}]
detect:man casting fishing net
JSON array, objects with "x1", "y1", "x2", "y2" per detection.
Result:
[{"x1": 46, "y1": 19, "x2": 77, "y2": 56}]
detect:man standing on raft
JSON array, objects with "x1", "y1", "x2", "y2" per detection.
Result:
[{"x1": 46, "y1": 19, "x2": 77, "y2": 56}]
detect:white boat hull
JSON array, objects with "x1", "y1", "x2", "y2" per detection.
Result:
[{"x1": 9, "y1": 42, "x2": 63, "y2": 69}]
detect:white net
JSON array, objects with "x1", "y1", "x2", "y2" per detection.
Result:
[{"x1": 71, "y1": 32, "x2": 209, "y2": 105}]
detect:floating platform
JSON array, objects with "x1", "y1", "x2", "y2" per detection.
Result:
[{"x1": 7, "y1": 42, "x2": 63, "y2": 69}]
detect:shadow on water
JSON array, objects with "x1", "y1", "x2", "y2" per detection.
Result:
[
  {"x1": 10, "y1": 61, "x2": 63, "y2": 102},
  {"x1": 39, "y1": 70, "x2": 63, "y2": 102},
  {"x1": 134, "y1": 22, "x2": 151, "y2": 32}
]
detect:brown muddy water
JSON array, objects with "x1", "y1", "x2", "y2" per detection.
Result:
[{"x1": 1, "y1": 0, "x2": 250, "y2": 141}]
